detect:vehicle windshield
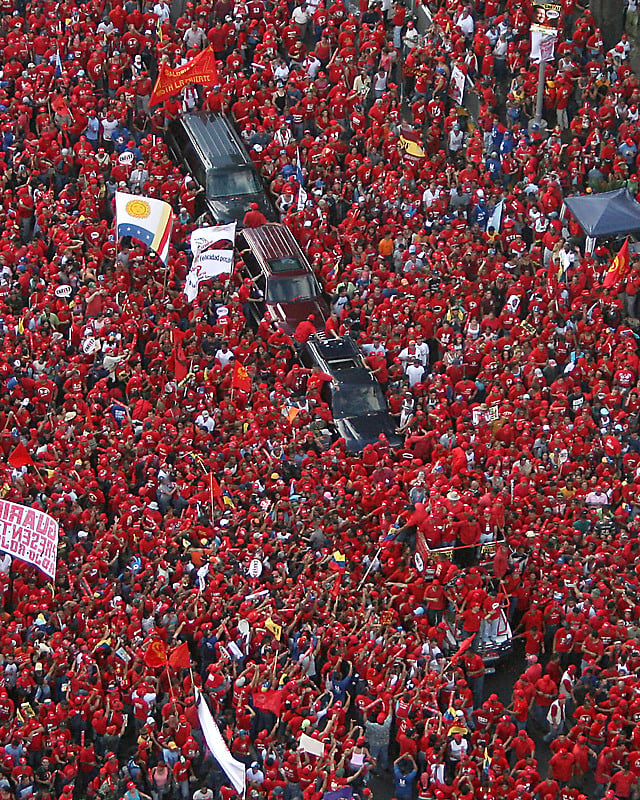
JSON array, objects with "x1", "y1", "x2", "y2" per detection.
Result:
[
  {"x1": 266, "y1": 274, "x2": 318, "y2": 303},
  {"x1": 207, "y1": 168, "x2": 262, "y2": 198},
  {"x1": 269, "y1": 256, "x2": 304, "y2": 273},
  {"x1": 331, "y1": 383, "x2": 387, "y2": 418}
]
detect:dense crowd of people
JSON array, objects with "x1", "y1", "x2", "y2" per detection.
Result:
[{"x1": 0, "y1": 0, "x2": 639, "y2": 799}]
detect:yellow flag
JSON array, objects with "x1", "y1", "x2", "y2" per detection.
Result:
[
  {"x1": 265, "y1": 618, "x2": 282, "y2": 641},
  {"x1": 399, "y1": 135, "x2": 425, "y2": 160}
]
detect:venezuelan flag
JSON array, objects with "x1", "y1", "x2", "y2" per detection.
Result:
[{"x1": 115, "y1": 191, "x2": 174, "y2": 265}]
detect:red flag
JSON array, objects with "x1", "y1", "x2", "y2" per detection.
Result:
[
  {"x1": 51, "y1": 94, "x2": 71, "y2": 117},
  {"x1": 603, "y1": 237, "x2": 630, "y2": 289},
  {"x1": 252, "y1": 689, "x2": 284, "y2": 716},
  {"x1": 144, "y1": 639, "x2": 167, "y2": 668},
  {"x1": 450, "y1": 634, "x2": 476, "y2": 664},
  {"x1": 8, "y1": 443, "x2": 34, "y2": 469},
  {"x1": 168, "y1": 641, "x2": 191, "y2": 670},
  {"x1": 210, "y1": 473, "x2": 225, "y2": 510},
  {"x1": 173, "y1": 341, "x2": 189, "y2": 382},
  {"x1": 150, "y1": 47, "x2": 219, "y2": 107},
  {"x1": 231, "y1": 361, "x2": 251, "y2": 393},
  {"x1": 493, "y1": 546, "x2": 508, "y2": 581}
]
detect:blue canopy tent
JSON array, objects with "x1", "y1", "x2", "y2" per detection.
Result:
[{"x1": 564, "y1": 188, "x2": 640, "y2": 239}]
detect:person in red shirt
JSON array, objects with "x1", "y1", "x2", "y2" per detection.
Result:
[
  {"x1": 463, "y1": 651, "x2": 486, "y2": 709},
  {"x1": 243, "y1": 202, "x2": 268, "y2": 228},
  {"x1": 293, "y1": 315, "x2": 318, "y2": 345},
  {"x1": 549, "y1": 748, "x2": 575, "y2": 786}
]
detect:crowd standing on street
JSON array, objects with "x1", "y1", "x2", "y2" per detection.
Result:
[{"x1": 1, "y1": 0, "x2": 640, "y2": 799}]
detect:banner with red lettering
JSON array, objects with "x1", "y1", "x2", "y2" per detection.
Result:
[
  {"x1": 150, "y1": 48, "x2": 219, "y2": 107},
  {"x1": 0, "y1": 499, "x2": 58, "y2": 579}
]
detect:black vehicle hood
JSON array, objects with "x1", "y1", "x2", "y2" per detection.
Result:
[
  {"x1": 334, "y1": 412, "x2": 402, "y2": 453},
  {"x1": 206, "y1": 194, "x2": 277, "y2": 226}
]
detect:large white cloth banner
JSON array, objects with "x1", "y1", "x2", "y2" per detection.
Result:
[
  {"x1": 197, "y1": 690, "x2": 246, "y2": 796},
  {"x1": 0, "y1": 499, "x2": 58, "y2": 578},
  {"x1": 185, "y1": 223, "x2": 237, "y2": 302}
]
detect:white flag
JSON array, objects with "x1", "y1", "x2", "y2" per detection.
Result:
[
  {"x1": 296, "y1": 148, "x2": 307, "y2": 211},
  {"x1": 297, "y1": 185, "x2": 308, "y2": 212},
  {"x1": 487, "y1": 199, "x2": 504, "y2": 233},
  {"x1": 197, "y1": 691, "x2": 245, "y2": 796},
  {"x1": 185, "y1": 223, "x2": 237, "y2": 302}
]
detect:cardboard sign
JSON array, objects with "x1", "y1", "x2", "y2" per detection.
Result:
[
  {"x1": 82, "y1": 336, "x2": 100, "y2": 355},
  {"x1": 299, "y1": 733, "x2": 325, "y2": 757},
  {"x1": 380, "y1": 609, "x2": 395, "y2": 625}
]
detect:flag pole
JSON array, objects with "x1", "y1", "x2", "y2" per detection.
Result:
[
  {"x1": 357, "y1": 546, "x2": 382, "y2": 590},
  {"x1": 1, "y1": 410, "x2": 14, "y2": 433},
  {"x1": 164, "y1": 658, "x2": 180, "y2": 715},
  {"x1": 209, "y1": 473, "x2": 215, "y2": 521},
  {"x1": 32, "y1": 464, "x2": 49, "y2": 485}
]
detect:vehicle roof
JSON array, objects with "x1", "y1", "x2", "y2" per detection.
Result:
[
  {"x1": 240, "y1": 224, "x2": 312, "y2": 276},
  {"x1": 304, "y1": 336, "x2": 366, "y2": 378},
  {"x1": 307, "y1": 335, "x2": 360, "y2": 362},
  {"x1": 179, "y1": 113, "x2": 250, "y2": 170}
]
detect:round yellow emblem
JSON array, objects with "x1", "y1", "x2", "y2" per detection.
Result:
[{"x1": 125, "y1": 199, "x2": 151, "y2": 219}]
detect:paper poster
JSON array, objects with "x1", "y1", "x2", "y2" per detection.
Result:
[
  {"x1": 0, "y1": 499, "x2": 58, "y2": 578},
  {"x1": 531, "y1": 2, "x2": 562, "y2": 32}
]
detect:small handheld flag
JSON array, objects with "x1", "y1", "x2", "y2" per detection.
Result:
[
  {"x1": 265, "y1": 618, "x2": 282, "y2": 641},
  {"x1": 329, "y1": 550, "x2": 346, "y2": 572},
  {"x1": 8, "y1": 443, "x2": 34, "y2": 470}
]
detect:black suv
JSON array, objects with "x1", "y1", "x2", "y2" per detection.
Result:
[
  {"x1": 166, "y1": 113, "x2": 277, "y2": 226},
  {"x1": 300, "y1": 335, "x2": 402, "y2": 453}
]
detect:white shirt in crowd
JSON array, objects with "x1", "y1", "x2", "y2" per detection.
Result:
[
  {"x1": 195, "y1": 410, "x2": 216, "y2": 433},
  {"x1": 215, "y1": 347, "x2": 234, "y2": 368},
  {"x1": 456, "y1": 10, "x2": 474, "y2": 37}
]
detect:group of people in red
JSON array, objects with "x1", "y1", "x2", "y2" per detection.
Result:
[{"x1": 0, "y1": 0, "x2": 638, "y2": 799}]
